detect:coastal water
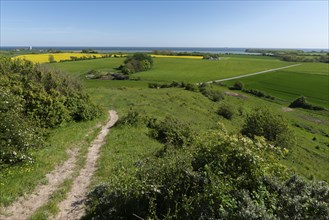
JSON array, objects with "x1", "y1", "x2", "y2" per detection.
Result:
[{"x1": 1, "y1": 46, "x2": 327, "y2": 54}]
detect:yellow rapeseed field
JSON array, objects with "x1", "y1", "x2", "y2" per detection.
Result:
[
  {"x1": 14, "y1": 53, "x2": 104, "y2": 63},
  {"x1": 151, "y1": 54, "x2": 203, "y2": 59},
  {"x1": 14, "y1": 53, "x2": 203, "y2": 63}
]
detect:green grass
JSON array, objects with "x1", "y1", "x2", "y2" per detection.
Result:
[
  {"x1": 46, "y1": 57, "x2": 124, "y2": 78},
  {"x1": 28, "y1": 179, "x2": 73, "y2": 220},
  {"x1": 225, "y1": 63, "x2": 329, "y2": 107},
  {"x1": 0, "y1": 117, "x2": 104, "y2": 207},
  {"x1": 86, "y1": 83, "x2": 329, "y2": 184},
  {"x1": 136, "y1": 57, "x2": 292, "y2": 83},
  {"x1": 47, "y1": 56, "x2": 292, "y2": 83}
]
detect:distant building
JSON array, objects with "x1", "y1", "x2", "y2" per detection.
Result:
[{"x1": 29, "y1": 46, "x2": 32, "y2": 50}]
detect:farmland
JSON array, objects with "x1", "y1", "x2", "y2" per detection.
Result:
[
  {"x1": 14, "y1": 53, "x2": 104, "y2": 63},
  {"x1": 225, "y1": 63, "x2": 329, "y2": 107}
]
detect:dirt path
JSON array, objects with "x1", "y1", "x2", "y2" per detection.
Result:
[
  {"x1": 204, "y1": 64, "x2": 301, "y2": 84},
  {"x1": 0, "y1": 110, "x2": 118, "y2": 220},
  {"x1": 0, "y1": 148, "x2": 79, "y2": 220},
  {"x1": 53, "y1": 110, "x2": 118, "y2": 220}
]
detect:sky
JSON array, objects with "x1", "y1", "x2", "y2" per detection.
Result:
[{"x1": 0, "y1": 0, "x2": 328, "y2": 48}]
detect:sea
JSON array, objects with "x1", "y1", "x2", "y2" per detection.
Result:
[{"x1": 1, "y1": 46, "x2": 328, "y2": 54}]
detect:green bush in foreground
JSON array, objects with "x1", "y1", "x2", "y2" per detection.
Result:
[
  {"x1": 0, "y1": 57, "x2": 101, "y2": 166},
  {"x1": 0, "y1": 88, "x2": 45, "y2": 166},
  {"x1": 242, "y1": 107, "x2": 296, "y2": 149},
  {"x1": 85, "y1": 124, "x2": 329, "y2": 219}
]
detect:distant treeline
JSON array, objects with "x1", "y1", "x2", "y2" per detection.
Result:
[
  {"x1": 152, "y1": 50, "x2": 221, "y2": 60},
  {"x1": 245, "y1": 49, "x2": 329, "y2": 63}
]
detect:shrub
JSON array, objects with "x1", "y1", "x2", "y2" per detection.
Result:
[
  {"x1": 148, "y1": 116, "x2": 194, "y2": 147},
  {"x1": 242, "y1": 107, "x2": 295, "y2": 149},
  {"x1": 118, "y1": 110, "x2": 142, "y2": 126},
  {"x1": 289, "y1": 96, "x2": 325, "y2": 110},
  {"x1": 217, "y1": 103, "x2": 235, "y2": 119},
  {"x1": 0, "y1": 57, "x2": 101, "y2": 166},
  {"x1": 229, "y1": 81, "x2": 244, "y2": 90},
  {"x1": 184, "y1": 83, "x2": 199, "y2": 92},
  {"x1": 86, "y1": 125, "x2": 328, "y2": 219},
  {"x1": 0, "y1": 88, "x2": 45, "y2": 167},
  {"x1": 243, "y1": 89, "x2": 275, "y2": 100}
]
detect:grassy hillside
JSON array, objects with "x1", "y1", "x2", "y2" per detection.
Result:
[
  {"x1": 1, "y1": 54, "x2": 328, "y2": 217},
  {"x1": 85, "y1": 83, "x2": 329, "y2": 183}
]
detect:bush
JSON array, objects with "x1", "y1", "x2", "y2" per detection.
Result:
[
  {"x1": 243, "y1": 89, "x2": 275, "y2": 100},
  {"x1": 148, "y1": 116, "x2": 194, "y2": 147},
  {"x1": 0, "y1": 57, "x2": 101, "y2": 166},
  {"x1": 86, "y1": 125, "x2": 328, "y2": 219},
  {"x1": 217, "y1": 104, "x2": 235, "y2": 119},
  {"x1": 289, "y1": 96, "x2": 325, "y2": 110},
  {"x1": 0, "y1": 88, "x2": 45, "y2": 166},
  {"x1": 118, "y1": 110, "x2": 142, "y2": 126},
  {"x1": 184, "y1": 83, "x2": 199, "y2": 92},
  {"x1": 242, "y1": 107, "x2": 295, "y2": 149},
  {"x1": 229, "y1": 81, "x2": 244, "y2": 90}
]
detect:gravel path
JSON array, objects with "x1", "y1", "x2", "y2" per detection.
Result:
[
  {"x1": 53, "y1": 110, "x2": 118, "y2": 220},
  {"x1": 204, "y1": 63, "x2": 301, "y2": 84},
  {"x1": 0, "y1": 110, "x2": 118, "y2": 220}
]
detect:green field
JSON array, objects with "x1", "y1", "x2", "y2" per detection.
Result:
[
  {"x1": 226, "y1": 63, "x2": 329, "y2": 107},
  {"x1": 136, "y1": 56, "x2": 292, "y2": 82},
  {"x1": 48, "y1": 56, "x2": 292, "y2": 83}
]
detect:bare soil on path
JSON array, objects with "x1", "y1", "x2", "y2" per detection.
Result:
[
  {"x1": 0, "y1": 110, "x2": 118, "y2": 220},
  {"x1": 53, "y1": 110, "x2": 118, "y2": 220},
  {"x1": 0, "y1": 148, "x2": 79, "y2": 220}
]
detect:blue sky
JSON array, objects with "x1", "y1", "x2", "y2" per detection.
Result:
[{"x1": 1, "y1": 0, "x2": 328, "y2": 48}]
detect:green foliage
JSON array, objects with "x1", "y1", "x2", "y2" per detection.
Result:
[
  {"x1": 242, "y1": 107, "x2": 296, "y2": 149},
  {"x1": 148, "y1": 116, "x2": 195, "y2": 147},
  {"x1": 229, "y1": 81, "x2": 244, "y2": 90},
  {"x1": 217, "y1": 103, "x2": 235, "y2": 119},
  {"x1": 289, "y1": 96, "x2": 325, "y2": 110},
  {"x1": 48, "y1": 55, "x2": 55, "y2": 63},
  {"x1": 86, "y1": 125, "x2": 328, "y2": 219},
  {"x1": 0, "y1": 56, "x2": 101, "y2": 166},
  {"x1": 118, "y1": 110, "x2": 143, "y2": 126},
  {"x1": 121, "y1": 53, "x2": 153, "y2": 74},
  {"x1": 243, "y1": 88, "x2": 275, "y2": 99},
  {"x1": 199, "y1": 84, "x2": 225, "y2": 102},
  {"x1": 0, "y1": 88, "x2": 45, "y2": 166}
]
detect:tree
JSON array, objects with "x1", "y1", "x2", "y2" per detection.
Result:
[
  {"x1": 120, "y1": 53, "x2": 154, "y2": 74},
  {"x1": 48, "y1": 55, "x2": 55, "y2": 63}
]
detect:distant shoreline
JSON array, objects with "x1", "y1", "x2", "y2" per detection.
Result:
[{"x1": 1, "y1": 46, "x2": 328, "y2": 54}]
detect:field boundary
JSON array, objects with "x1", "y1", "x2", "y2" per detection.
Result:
[{"x1": 204, "y1": 63, "x2": 301, "y2": 84}]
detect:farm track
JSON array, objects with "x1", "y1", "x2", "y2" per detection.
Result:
[
  {"x1": 0, "y1": 110, "x2": 118, "y2": 220},
  {"x1": 204, "y1": 63, "x2": 301, "y2": 83}
]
